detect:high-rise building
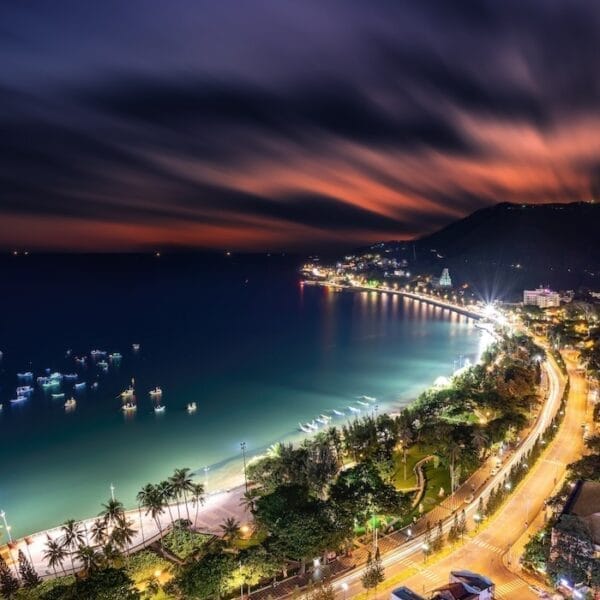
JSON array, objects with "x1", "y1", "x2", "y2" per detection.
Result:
[
  {"x1": 439, "y1": 268, "x2": 452, "y2": 287},
  {"x1": 523, "y1": 288, "x2": 560, "y2": 308}
]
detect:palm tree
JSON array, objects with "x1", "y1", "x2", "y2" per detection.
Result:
[
  {"x1": 100, "y1": 497, "x2": 125, "y2": 531},
  {"x1": 239, "y1": 488, "x2": 258, "y2": 514},
  {"x1": 60, "y1": 519, "x2": 86, "y2": 572},
  {"x1": 90, "y1": 518, "x2": 108, "y2": 547},
  {"x1": 43, "y1": 536, "x2": 68, "y2": 576},
  {"x1": 169, "y1": 468, "x2": 195, "y2": 522},
  {"x1": 99, "y1": 542, "x2": 122, "y2": 568},
  {"x1": 156, "y1": 481, "x2": 176, "y2": 524},
  {"x1": 74, "y1": 544, "x2": 100, "y2": 573},
  {"x1": 220, "y1": 517, "x2": 241, "y2": 545},
  {"x1": 138, "y1": 484, "x2": 166, "y2": 546},
  {"x1": 111, "y1": 517, "x2": 137, "y2": 558},
  {"x1": 191, "y1": 482, "x2": 205, "y2": 526}
]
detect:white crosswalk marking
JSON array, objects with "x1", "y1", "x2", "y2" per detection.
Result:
[
  {"x1": 495, "y1": 579, "x2": 527, "y2": 598},
  {"x1": 472, "y1": 538, "x2": 504, "y2": 554}
]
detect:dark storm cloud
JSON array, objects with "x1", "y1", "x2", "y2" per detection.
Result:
[
  {"x1": 81, "y1": 76, "x2": 471, "y2": 152},
  {"x1": 0, "y1": 0, "x2": 600, "y2": 249}
]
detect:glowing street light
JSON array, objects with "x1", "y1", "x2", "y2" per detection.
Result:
[{"x1": 0, "y1": 510, "x2": 12, "y2": 543}]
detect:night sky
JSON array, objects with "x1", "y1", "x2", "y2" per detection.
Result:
[{"x1": 2, "y1": 1, "x2": 599, "y2": 251}]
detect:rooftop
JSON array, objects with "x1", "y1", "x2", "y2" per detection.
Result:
[{"x1": 562, "y1": 480, "x2": 600, "y2": 545}]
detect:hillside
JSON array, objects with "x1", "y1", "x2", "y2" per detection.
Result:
[{"x1": 377, "y1": 202, "x2": 600, "y2": 298}]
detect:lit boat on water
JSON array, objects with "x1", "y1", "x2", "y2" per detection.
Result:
[
  {"x1": 17, "y1": 372, "x2": 33, "y2": 380},
  {"x1": 52, "y1": 393, "x2": 66, "y2": 400},
  {"x1": 332, "y1": 409, "x2": 345, "y2": 416},
  {"x1": 360, "y1": 395, "x2": 376, "y2": 402},
  {"x1": 132, "y1": 343, "x2": 140, "y2": 352},
  {"x1": 299, "y1": 422, "x2": 313, "y2": 433},
  {"x1": 149, "y1": 387, "x2": 162, "y2": 399},
  {"x1": 186, "y1": 402, "x2": 197, "y2": 413},
  {"x1": 319, "y1": 413, "x2": 332, "y2": 422},
  {"x1": 348, "y1": 406, "x2": 361, "y2": 413},
  {"x1": 120, "y1": 386, "x2": 135, "y2": 399},
  {"x1": 75, "y1": 356, "x2": 86, "y2": 365},
  {"x1": 357, "y1": 400, "x2": 369, "y2": 407},
  {"x1": 74, "y1": 382, "x2": 86, "y2": 390},
  {"x1": 316, "y1": 416, "x2": 328, "y2": 425},
  {"x1": 42, "y1": 380, "x2": 61, "y2": 389},
  {"x1": 49, "y1": 372, "x2": 63, "y2": 381},
  {"x1": 154, "y1": 404, "x2": 166, "y2": 413},
  {"x1": 122, "y1": 402, "x2": 137, "y2": 412},
  {"x1": 16, "y1": 386, "x2": 34, "y2": 395},
  {"x1": 63, "y1": 373, "x2": 78, "y2": 381},
  {"x1": 97, "y1": 361, "x2": 109, "y2": 371},
  {"x1": 65, "y1": 398, "x2": 76, "y2": 411},
  {"x1": 37, "y1": 376, "x2": 49, "y2": 384},
  {"x1": 91, "y1": 350, "x2": 107, "y2": 358},
  {"x1": 10, "y1": 396, "x2": 27, "y2": 404},
  {"x1": 306, "y1": 420, "x2": 319, "y2": 430},
  {"x1": 91, "y1": 382, "x2": 99, "y2": 390},
  {"x1": 109, "y1": 352, "x2": 122, "y2": 361}
]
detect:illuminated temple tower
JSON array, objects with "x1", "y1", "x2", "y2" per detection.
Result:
[{"x1": 439, "y1": 268, "x2": 452, "y2": 288}]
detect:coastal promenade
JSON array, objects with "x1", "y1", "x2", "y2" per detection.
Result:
[
  {"x1": 1, "y1": 484, "x2": 249, "y2": 579},
  {"x1": 304, "y1": 280, "x2": 484, "y2": 320}
]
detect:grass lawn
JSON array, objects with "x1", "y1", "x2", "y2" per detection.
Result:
[{"x1": 392, "y1": 445, "x2": 452, "y2": 516}]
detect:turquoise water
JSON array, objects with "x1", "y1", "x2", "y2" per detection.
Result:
[{"x1": 0, "y1": 255, "x2": 482, "y2": 537}]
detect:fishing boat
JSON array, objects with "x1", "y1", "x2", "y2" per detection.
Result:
[
  {"x1": 65, "y1": 398, "x2": 76, "y2": 410},
  {"x1": 97, "y1": 361, "x2": 109, "y2": 371},
  {"x1": 154, "y1": 404, "x2": 166, "y2": 413},
  {"x1": 357, "y1": 400, "x2": 370, "y2": 407},
  {"x1": 186, "y1": 402, "x2": 197, "y2": 413},
  {"x1": 10, "y1": 396, "x2": 27, "y2": 404},
  {"x1": 348, "y1": 406, "x2": 361, "y2": 413},
  {"x1": 132, "y1": 343, "x2": 140, "y2": 352},
  {"x1": 63, "y1": 373, "x2": 78, "y2": 381},
  {"x1": 52, "y1": 393, "x2": 66, "y2": 400},
  {"x1": 316, "y1": 416, "x2": 329, "y2": 425},
  {"x1": 90, "y1": 349, "x2": 107, "y2": 358},
  {"x1": 74, "y1": 382, "x2": 86, "y2": 390},
  {"x1": 16, "y1": 386, "x2": 34, "y2": 395},
  {"x1": 17, "y1": 372, "x2": 33, "y2": 380},
  {"x1": 109, "y1": 352, "x2": 122, "y2": 361},
  {"x1": 49, "y1": 372, "x2": 63, "y2": 381},
  {"x1": 75, "y1": 356, "x2": 87, "y2": 365},
  {"x1": 122, "y1": 402, "x2": 137, "y2": 412},
  {"x1": 120, "y1": 386, "x2": 135, "y2": 399},
  {"x1": 91, "y1": 382, "x2": 99, "y2": 390},
  {"x1": 298, "y1": 422, "x2": 313, "y2": 433},
  {"x1": 42, "y1": 380, "x2": 61, "y2": 389},
  {"x1": 332, "y1": 409, "x2": 345, "y2": 417},
  {"x1": 149, "y1": 387, "x2": 162, "y2": 398},
  {"x1": 319, "y1": 413, "x2": 332, "y2": 422}
]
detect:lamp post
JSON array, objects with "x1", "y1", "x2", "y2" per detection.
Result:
[
  {"x1": 0, "y1": 510, "x2": 12, "y2": 543},
  {"x1": 240, "y1": 442, "x2": 248, "y2": 493}
]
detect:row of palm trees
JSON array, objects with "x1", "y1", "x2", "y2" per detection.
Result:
[{"x1": 43, "y1": 467, "x2": 205, "y2": 577}]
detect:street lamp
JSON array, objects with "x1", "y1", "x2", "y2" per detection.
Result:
[
  {"x1": 0, "y1": 510, "x2": 12, "y2": 543},
  {"x1": 240, "y1": 442, "x2": 248, "y2": 493}
]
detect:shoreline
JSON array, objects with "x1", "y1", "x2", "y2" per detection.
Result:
[{"x1": 6, "y1": 286, "x2": 484, "y2": 544}]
